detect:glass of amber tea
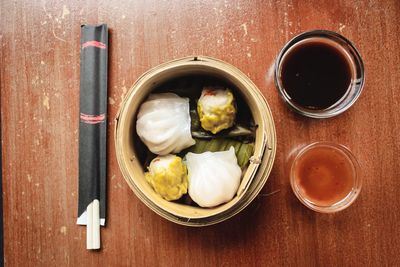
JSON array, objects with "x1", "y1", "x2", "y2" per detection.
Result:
[
  {"x1": 290, "y1": 142, "x2": 362, "y2": 213},
  {"x1": 275, "y1": 30, "x2": 365, "y2": 118}
]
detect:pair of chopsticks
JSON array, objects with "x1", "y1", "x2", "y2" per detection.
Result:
[
  {"x1": 77, "y1": 24, "x2": 108, "y2": 250},
  {"x1": 86, "y1": 200, "x2": 100, "y2": 249}
]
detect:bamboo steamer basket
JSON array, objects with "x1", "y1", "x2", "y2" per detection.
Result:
[{"x1": 115, "y1": 56, "x2": 276, "y2": 226}]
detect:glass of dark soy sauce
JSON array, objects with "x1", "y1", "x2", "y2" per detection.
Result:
[{"x1": 275, "y1": 30, "x2": 364, "y2": 118}]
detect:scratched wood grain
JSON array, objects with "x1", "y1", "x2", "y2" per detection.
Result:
[{"x1": 1, "y1": 0, "x2": 400, "y2": 266}]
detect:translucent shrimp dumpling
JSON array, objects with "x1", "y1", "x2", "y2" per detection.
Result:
[
  {"x1": 185, "y1": 147, "x2": 242, "y2": 207},
  {"x1": 136, "y1": 93, "x2": 195, "y2": 155}
]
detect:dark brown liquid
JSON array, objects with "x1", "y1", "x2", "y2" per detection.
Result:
[
  {"x1": 293, "y1": 146, "x2": 354, "y2": 206},
  {"x1": 281, "y1": 40, "x2": 352, "y2": 109}
]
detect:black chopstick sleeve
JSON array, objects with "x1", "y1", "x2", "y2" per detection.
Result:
[{"x1": 78, "y1": 24, "x2": 108, "y2": 224}]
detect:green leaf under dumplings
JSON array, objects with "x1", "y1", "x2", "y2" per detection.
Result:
[{"x1": 183, "y1": 138, "x2": 254, "y2": 169}]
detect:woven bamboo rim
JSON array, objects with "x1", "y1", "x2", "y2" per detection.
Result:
[{"x1": 115, "y1": 56, "x2": 276, "y2": 226}]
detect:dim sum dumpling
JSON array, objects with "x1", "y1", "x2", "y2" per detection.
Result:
[
  {"x1": 185, "y1": 147, "x2": 242, "y2": 207},
  {"x1": 136, "y1": 93, "x2": 195, "y2": 155},
  {"x1": 197, "y1": 87, "x2": 237, "y2": 134},
  {"x1": 145, "y1": 155, "x2": 188, "y2": 201}
]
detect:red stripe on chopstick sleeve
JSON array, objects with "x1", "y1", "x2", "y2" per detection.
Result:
[
  {"x1": 82, "y1": 41, "x2": 107, "y2": 49},
  {"x1": 80, "y1": 113, "x2": 106, "y2": 124}
]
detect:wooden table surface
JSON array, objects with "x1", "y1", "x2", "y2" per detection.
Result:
[{"x1": 1, "y1": 0, "x2": 400, "y2": 266}]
